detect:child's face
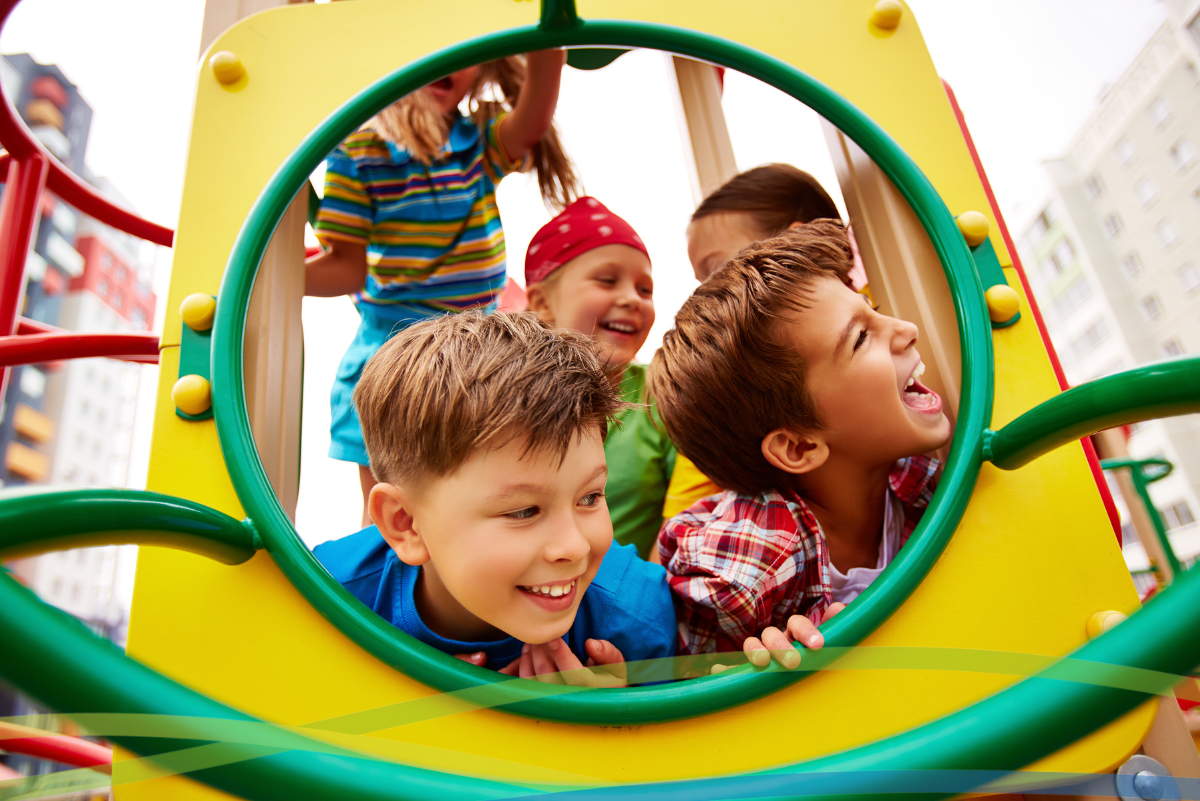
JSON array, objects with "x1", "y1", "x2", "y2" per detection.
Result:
[
  {"x1": 686, "y1": 212, "x2": 764, "y2": 282},
  {"x1": 531, "y1": 244, "x2": 655, "y2": 370},
  {"x1": 399, "y1": 428, "x2": 612, "y2": 645},
  {"x1": 424, "y1": 67, "x2": 480, "y2": 115},
  {"x1": 784, "y1": 276, "x2": 952, "y2": 464}
]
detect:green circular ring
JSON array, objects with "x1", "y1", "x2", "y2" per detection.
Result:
[{"x1": 212, "y1": 18, "x2": 994, "y2": 725}]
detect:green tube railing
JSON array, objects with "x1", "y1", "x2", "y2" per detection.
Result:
[
  {"x1": 1101, "y1": 457, "x2": 1185, "y2": 581},
  {"x1": 984, "y1": 358, "x2": 1200, "y2": 470},
  {"x1": 0, "y1": 487, "x2": 261, "y2": 565}
]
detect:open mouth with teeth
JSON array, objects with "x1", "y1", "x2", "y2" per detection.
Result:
[
  {"x1": 429, "y1": 76, "x2": 454, "y2": 92},
  {"x1": 518, "y1": 578, "x2": 579, "y2": 610},
  {"x1": 599, "y1": 320, "x2": 639, "y2": 336},
  {"x1": 902, "y1": 360, "x2": 942, "y2": 414}
]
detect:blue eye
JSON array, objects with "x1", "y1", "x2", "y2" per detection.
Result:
[
  {"x1": 506, "y1": 506, "x2": 538, "y2": 520},
  {"x1": 580, "y1": 492, "x2": 605, "y2": 508}
]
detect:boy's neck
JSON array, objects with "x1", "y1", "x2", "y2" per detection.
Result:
[
  {"x1": 413, "y1": 564, "x2": 505, "y2": 643},
  {"x1": 794, "y1": 457, "x2": 894, "y2": 573}
]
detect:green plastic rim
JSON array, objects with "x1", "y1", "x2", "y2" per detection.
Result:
[{"x1": 212, "y1": 18, "x2": 993, "y2": 725}]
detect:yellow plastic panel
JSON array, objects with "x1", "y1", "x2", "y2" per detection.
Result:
[{"x1": 128, "y1": 1, "x2": 1148, "y2": 797}]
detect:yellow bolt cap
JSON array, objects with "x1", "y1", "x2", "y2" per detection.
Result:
[
  {"x1": 956, "y1": 210, "x2": 990, "y2": 247},
  {"x1": 1086, "y1": 610, "x2": 1127, "y2": 639},
  {"x1": 210, "y1": 51, "x2": 245, "y2": 85},
  {"x1": 173, "y1": 374, "x2": 212, "y2": 416},
  {"x1": 180, "y1": 293, "x2": 216, "y2": 332},
  {"x1": 985, "y1": 285, "x2": 1020, "y2": 323},
  {"x1": 871, "y1": 0, "x2": 903, "y2": 30}
]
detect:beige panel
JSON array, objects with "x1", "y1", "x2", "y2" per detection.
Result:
[
  {"x1": 242, "y1": 189, "x2": 307, "y2": 521},
  {"x1": 667, "y1": 56, "x2": 738, "y2": 206},
  {"x1": 823, "y1": 123, "x2": 961, "y2": 433},
  {"x1": 199, "y1": 0, "x2": 311, "y2": 57}
]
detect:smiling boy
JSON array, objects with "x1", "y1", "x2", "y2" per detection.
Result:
[
  {"x1": 313, "y1": 312, "x2": 676, "y2": 684},
  {"x1": 647, "y1": 221, "x2": 949, "y2": 665}
]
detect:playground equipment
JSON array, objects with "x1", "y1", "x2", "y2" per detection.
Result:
[{"x1": 2, "y1": 0, "x2": 1200, "y2": 798}]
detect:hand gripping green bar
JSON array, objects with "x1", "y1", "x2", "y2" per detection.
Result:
[{"x1": 983, "y1": 357, "x2": 1200, "y2": 471}]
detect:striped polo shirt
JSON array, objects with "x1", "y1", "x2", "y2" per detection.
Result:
[{"x1": 314, "y1": 111, "x2": 521, "y2": 318}]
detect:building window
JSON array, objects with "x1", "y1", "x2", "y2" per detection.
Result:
[
  {"x1": 1053, "y1": 274, "x2": 1094, "y2": 320},
  {"x1": 1163, "y1": 338, "x2": 1185, "y2": 357},
  {"x1": 1040, "y1": 255, "x2": 1062, "y2": 281},
  {"x1": 1171, "y1": 138, "x2": 1197, "y2": 170},
  {"x1": 131, "y1": 307, "x2": 146, "y2": 329},
  {"x1": 1161, "y1": 500, "x2": 1195, "y2": 529},
  {"x1": 1135, "y1": 177, "x2": 1158, "y2": 206},
  {"x1": 1102, "y1": 213, "x2": 1124, "y2": 239},
  {"x1": 1120, "y1": 252, "x2": 1143, "y2": 279},
  {"x1": 111, "y1": 289, "x2": 123, "y2": 311},
  {"x1": 1073, "y1": 317, "x2": 1112, "y2": 358},
  {"x1": 19, "y1": 366, "x2": 45, "y2": 399},
  {"x1": 96, "y1": 278, "x2": 108, "y2": 299},
  {"x1": 1150, "y1": 97, "x2": 1172, "y2": 127},
  {"x1": 1156, "y1": 218, "x2": 1180, "y2": 248},
  {"x1": 1179, "y1": 262, "x2": 1200, "y2": 292},
  {"x1": 115, "y1": 265, "x2": 126, "y2": 283},
  {"x1": 100, "y1": 251, "x2": 112, "y2": 269},
  {"x1": 1142, "y1": 294, "x2": 1164, "y2": 320},
  {"x1": 1085, "y1": 174, "x2": 1104, "y2": 199},
  {"x1": 52, "y1": 578, "x2": 63, "y2": 598},
  {"x1": 1115, "y1": 138, "x2": 1136, "y2": 166}
]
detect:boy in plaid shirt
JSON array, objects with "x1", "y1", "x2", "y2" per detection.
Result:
[{"x1": 647, "y1": 221, "x2": 949, "y2": 667}]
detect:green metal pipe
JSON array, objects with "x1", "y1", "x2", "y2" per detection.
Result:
[
  {"x1": 984, "y1": 358, "x2": 1200, "y2": 470},
  {"x1": 1101, "y1": 457, "x2": 1185, "y2": 581},
  {"x1": 0, "y1": 488, "x2": 260, "y2": 565}
]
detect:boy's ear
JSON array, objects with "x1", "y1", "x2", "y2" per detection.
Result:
[
  {"x1": 368, "y1": 483, "x2": 430, "y2": 567},
  {"x1": 524, "y1": 283, "x2": 555, "y2": 325},
  {"x1": 761, "y1": 427, "x2": 828, "y2": 476}
]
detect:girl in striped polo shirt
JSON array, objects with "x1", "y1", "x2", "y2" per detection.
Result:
[{"x1": 308, "y1": 52, "x2": 580, "y2": 522}]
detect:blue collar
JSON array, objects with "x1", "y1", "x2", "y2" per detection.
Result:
[
  {"x1": 391, "y1": 550, "x2": 524, "y2": 667},
  {"x1": 383, "y1": 112, "x2": 481, "y2": 165}
]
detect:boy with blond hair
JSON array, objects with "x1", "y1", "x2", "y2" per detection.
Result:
[
  {"x1": 647, "y1": 221, "x2": 949, "y2": 666},
  {"x1": 314, "y1": 312, "x2": 676, "y2": 684}
]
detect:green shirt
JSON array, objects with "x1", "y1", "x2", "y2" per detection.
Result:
[{"x1": 604, "y1": 364, "x2": 677, "y2": 559}]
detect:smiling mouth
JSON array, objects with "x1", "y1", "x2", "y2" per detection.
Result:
[
  {"x1": 599, "y1": 320, "x2": 638, "y2": 335},
  {"x1": 902, "y1": 360, "x2": 942, "y2": 413},
  {"x1": 518, "y1": 578, "x2": 580, "y2": 611}
]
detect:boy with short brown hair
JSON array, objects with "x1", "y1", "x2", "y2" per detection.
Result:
[
  {"x1": 315, "y1": 312, "x2": 676, "y2": 685},
  {"x1": 647, "y1": 221, "x2": 948, "y2": 665}
]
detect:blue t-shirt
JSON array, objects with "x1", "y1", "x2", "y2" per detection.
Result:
[{"x1": 314, "y1": 527, "x2": 677, "y2": 672}]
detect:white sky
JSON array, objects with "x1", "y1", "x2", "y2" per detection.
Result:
[{"x1": 2, "y1": 0, "x2": 1168, "y2": 542}]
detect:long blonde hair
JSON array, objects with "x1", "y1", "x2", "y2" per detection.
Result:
[{"x1": 372, "y1": 56, "x2": 581, "y2": 211}]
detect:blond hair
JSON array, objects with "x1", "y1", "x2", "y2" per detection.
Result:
[
  {"x1": 646, "y1": 221, "x2": 854, "y2": 495},
  {"x1": 355, "y1": 312, "x2": 622, "y2": 486},
  {"x1": 372, "y1": 56, "x2": 581, "y2": 211}
]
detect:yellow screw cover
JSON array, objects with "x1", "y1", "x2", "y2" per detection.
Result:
[
  {"x1": 209, "y1": 51, "x2": 245, "y2": 85},
  {"x1": 870, "y1": 0, "x2": 903, "y2": 30},
  {"x1": 1086, "y1": 610, "x2": 1128, "y2": 639},
  {"x1": 984, "y1": 284, "x2": 1020, "y2": 323},
  {"x1": 172, "y1": 374, "x2": 212, "y2": 417},
  {"x1": 179, "y1": 293, "x2": 217, "y2": 332},
  {"x1": 956, "y1": 210, "x2": 990, "y2": 247}
]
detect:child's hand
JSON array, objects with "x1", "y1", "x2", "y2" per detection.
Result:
[
  {"x1": 739, "y1": 602, "x2": 846, "y2": 670},
  {"x1": 454, "y1": 652, "x2": 488, "y2": 667},
  {"x1": 498, "y1": 638, "x2": 627, "y2": 688}
]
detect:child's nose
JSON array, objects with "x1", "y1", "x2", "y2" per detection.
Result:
[
  {"x1": 544, "y1": 518, "x2": 591, "y2": 563},
  {"x1": 891, "y1": 318, "x2": 919, "y2": 351}
]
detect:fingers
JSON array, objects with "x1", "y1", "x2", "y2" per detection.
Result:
[
  {"x1": 760, "y1": 626, "x2": 801, "y2": 669},
  {"x1": 743, "y1": 635, "x2": 770, "y2": 668},
  {"x1": 497, "y1": 657, "x2": 521, "y2": 676},
  {"x1": 824, "y1": 602, "x2": 847, "y2": 622},
  {"x1": 529, "y1": 642, "x2": 565, "y2": 685},
  {"x1": 785, "y1": 614, "x2": 824, "y2": 650},
  {"x1": 584, "y1": 638, "x2": 625, "y2": 666},
  {"x1": 453, "y1": 652, "x2": 487, "y2": 668}
]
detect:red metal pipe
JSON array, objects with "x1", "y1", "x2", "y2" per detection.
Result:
[
  {"x1": 0, "y1": 330, "x2": 160, "y2": 368},
  {"x1": 16, "y1": 315, "x2": 55, "y2": 336},
  {"x1": 0, "y1": 153, "x2": 49, "y2": 399},
  {"x1": 0, "y1": 0, "x2": 173, "y2": 248},
  {"x1": 0, "y1": 722, "x2": 112, "y2": 774},
  {"x1": 14, "y1": 318, "x2": 158, "y2": 364}
]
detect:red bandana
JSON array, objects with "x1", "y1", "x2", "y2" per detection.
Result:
[{"x1": 524, "y1": 197, "x2": 649, "y2": 286}]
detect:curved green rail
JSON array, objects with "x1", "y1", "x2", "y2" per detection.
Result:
[
  {"x1": 1101, "y1": 456, "x2": 1185, "y2": 580},
  {"x1": 0, "y1": 487, "x2": 260, "y2": 565},
  {"x1": 0, "y1": 536, "x2": 1198, "y2": 800},
  {"x1": 984, "y1": 358, "x2": 1200, "y2": 470},
  {"x1": 210, "y1": 15, "x2": 992, "y2": 726}
]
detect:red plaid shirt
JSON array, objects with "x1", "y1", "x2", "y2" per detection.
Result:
[{"x1": 659, "y1": 456, "x2": 939, "y2": 655}]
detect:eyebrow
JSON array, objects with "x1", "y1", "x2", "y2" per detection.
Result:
[
  {"x1": 834, "y1": 302, "x2": 873, "y2": 358},
  {"x1": 486, "y1": 464, "x2": 608, "y2": 503}
]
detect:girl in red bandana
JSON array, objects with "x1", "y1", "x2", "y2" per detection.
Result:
[{"x1": 525, "y1": 198, "x2": 718, "y2": 559}]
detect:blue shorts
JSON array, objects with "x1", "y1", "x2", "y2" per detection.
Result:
[{"x1": 328, "y1": 302, "x2": 495, "y2": 466}]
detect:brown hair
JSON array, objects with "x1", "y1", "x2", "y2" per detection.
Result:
[
  {"x1": 373, "y1": 56, "x2": 581, "y2": 211},
  {"x1": 691, "y1": 163, "x2": 840, "y2": 237},
  {"x1": 647, "y1": 221, "x2": 853, "y2": 495},
  {"x1": 355, "y1": 312, "x2": 622, "y2": 487}
]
